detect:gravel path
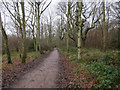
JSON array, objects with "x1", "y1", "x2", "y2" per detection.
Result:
[{"x1": 12, "y1": 48, "x2": 59, "y2": 88}]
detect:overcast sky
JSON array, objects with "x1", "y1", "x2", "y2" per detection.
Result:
[
  {"x1": 0, "y1": 0, "x2": 119, "y2": 35},
  {"x1": 0, "y1": 0, "x2": 58, "y2": 34}
]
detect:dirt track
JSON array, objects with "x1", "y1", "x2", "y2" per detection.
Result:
[{"x1": 11, "y1": 48, "x2": 60, "y2": 88}]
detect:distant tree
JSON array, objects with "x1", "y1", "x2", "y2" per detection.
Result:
[
  {"x1": 48, "y1": 12, "x2": 53, "y2": 47},
  {"x1": 3, "y1": 2, "x2": 23, "y2": 58},
  {"x1": 35, "y1": 0, "x2": 52, "y2": 53},
  {"x1": 0, "y1": 12, "x2": 12, "y2": 64},
  {"x1": 36, "y1": 2, "x2": 41, "y2": 52},
  {"x1": 80, "y1": 2, "x2": 102, "y2": 47},
  {"x1": 44, "y1": 23, "x2": 48, "y2": 46},
  {"x1": 67, "y1": 0, "x2": 70, "y2": 53},
  {"x1": 27, "y1": 2, "x2": 36, "y2": 51},
  {"x1": 57, "y1": 1, "x2": 102, "y2": 47},
  {"x1": 15, "y1": 2, "x2": 22, "y2": 58},
  {"x1": 103, "y1": 0, "x2": 107, "y2": 51},
  {"x1": 111, "y1": 2, "x2": 120, "y2": 49},
  {"x1": 58, "y1": 15, "x2": 66, "y2": 46}
]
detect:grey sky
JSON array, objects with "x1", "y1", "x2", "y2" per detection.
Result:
[{"x1": 0, "y1": 0, "x2": 119, "y2": 35}]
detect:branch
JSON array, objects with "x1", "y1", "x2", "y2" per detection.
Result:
[
  {"x1": 68, "y1": 34, "x2": 76, "y2": 42},
  {"x1": 40, "y1": 0, "x2": 52, "y2": 15},
  {"x1": 25, "y1": 7, "x2": 33, "y2": 22},
  {"x1": 3, "y1": 2, "x2": 21, "y2": 25}
]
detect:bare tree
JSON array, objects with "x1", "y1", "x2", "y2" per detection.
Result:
[
  {"x1": 35, "y1": 0, "x2": 52, "y2": 53},
  {"x1": 0, "y1": 12, "x2": 12, "y2": 64},
  {"x1": 21, "y1": 1, "x2": 26, "y2": 63},
  {"x1": 103, "y1": 0, "x2": 107, "y2": 51}
]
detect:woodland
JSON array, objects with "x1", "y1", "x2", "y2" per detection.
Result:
[{"x1": 0, "y1": 0, "x2": 120, "y2": 88}]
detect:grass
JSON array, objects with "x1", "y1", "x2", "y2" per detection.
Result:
[
  {"x1": 2, "y1": 50, "x2": 49, "y2": 69},
  {"x1": 59, "y1": 46, "x2": 120, "y2": 88}
]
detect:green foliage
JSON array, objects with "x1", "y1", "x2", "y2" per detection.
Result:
[
  {"x1": 59, "y1": 46, "x2": 120, "y2": 88},
  {"x1": 86, "y1": 51, "x2": 119, "y2": 88},
  {"x1": 90, "y1": 61, "x2": 118, "y2": 88}
]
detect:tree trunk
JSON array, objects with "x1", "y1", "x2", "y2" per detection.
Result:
[
  {"x1": 103, "y1": 0, "x2": 107, "y2": 51},
  {"x1": 36, "y1": 32, "x2": 38, "y2": 52},
  {"x1": 48, "y1": 15, "x2": 52, "y2": 47},
  {"x1": 31, "y1": 4, "x2": 36, "y2": 51},
  {"x1": 21, "y1": 1, "x2": 27, "y2": 63},
  {"x1": 45, "y1": 24, "x2": 48, "y2": 46},
  {"x1": 36, "y1": 3, "x2": 42, "y2": 53},
  {"x1": 77, "y1": 1, "x2": 82, "y2": 60},
  {"x1": 32, "y1": 26, "x2": 36, "y2": 50},
  {"x1": 41, "y1": 23, "x2": 43, "y2": 40},
  {"x1": 35, "y1": 3, "x2": 38, "y2": 52},
  {"x1": 0, "y1": 13, "x2": 12, "y2": 64},
  {"x1": 16, "y1": 2, "x2": 22, "y2": 58},
  {"x1": 38, "y1": 3, "x2": 40, "y2": 51},
  {"x1": 67, "y1": 0, "x2": 70, "y2": 53},
  {"x1": 49, "y1": 23, "x2": 52, "y2": 44}
]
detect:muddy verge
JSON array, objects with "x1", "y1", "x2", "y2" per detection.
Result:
[
  {"x1": 2, "y1": 50, "x2": 52, "y2": 88},
  {"x1": 56, "y1": 50, "x2": 71, "y2": 88}
]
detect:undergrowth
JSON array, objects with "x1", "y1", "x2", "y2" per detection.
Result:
[
  {"x1": 59, "y1": 46, "x2": 120, "y2": 88},
  {"x1": 2, "y1": 50, "x2": 49, "y2": 69}
]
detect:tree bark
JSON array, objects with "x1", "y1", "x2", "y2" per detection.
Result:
[
  {"x1": 77, "y1": 1, "x2": 82, "y2": 60},
  {"x1": 45, "y1": 24, "x2": 48, "y2": 46},
  {"x1": 0, "y1": 13, "x2": 12, "y2": 64},
  {"x1": 21, "y1": 1, "x2": 27, "y2": 63},
  {"x1": 38, "y1": 3, "x2": 40, "y2": 51}
]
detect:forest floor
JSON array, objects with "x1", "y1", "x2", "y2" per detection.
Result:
[
  {"x1": 2, "y1": 48, "x2": 70, "y2": 88},
  {"x1": 59, "y1": 46, "x2": 120, "y2": 88},
  {"x1": 2, "y1": 47, "x2": 120, "y2": 88}
]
